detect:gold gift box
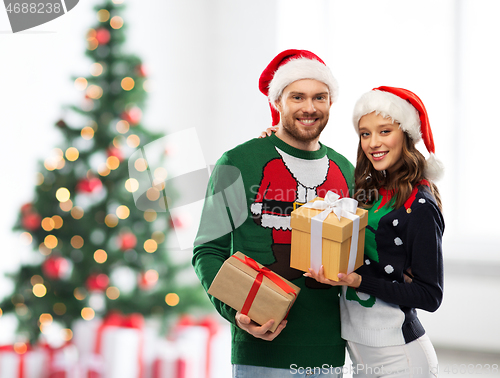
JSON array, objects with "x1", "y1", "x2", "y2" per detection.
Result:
[{"x1": 290, "y1": 198, "x2": 368, "y2": 281}]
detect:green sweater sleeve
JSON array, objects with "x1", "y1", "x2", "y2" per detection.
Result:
[
  {"x1": 327, "y1": 148, "x2": 355, "y2": 196},
  {"x1": 192, "y1": 154, "x2": 238, "y2": 325}
]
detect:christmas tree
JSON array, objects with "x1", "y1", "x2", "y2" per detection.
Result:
[{"x1": 0, "y1": 0, "x2": 207, "y2": 344}]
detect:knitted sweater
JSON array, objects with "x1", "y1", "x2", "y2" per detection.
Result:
[
  {"x1": 340, "y1": 183, "x2": 444, "y2": 347},
  {"x1": 193, "y1": 133, "x2": 354, "y2": 369}
]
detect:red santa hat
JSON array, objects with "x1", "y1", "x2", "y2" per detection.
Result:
[
  {"x1": 352, "y1": 86, "x2": 444, "y2": 181},
  {"x1": 259, "y1": 49, "x2": 339, "y2": 126}
]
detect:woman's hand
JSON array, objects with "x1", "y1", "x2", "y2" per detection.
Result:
[
  {"x1": 258, "y1": 125, "x2": 279, "y2": 138},
  {"x1": 304, "y1": 265, "x2": 362, "y2": 288}
]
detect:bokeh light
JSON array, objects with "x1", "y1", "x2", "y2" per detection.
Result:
[
  {"x1": 143, "y1": 239, "x2": 158, "y2": 253},
  {"x1": 143, "y1": 209, "x2": 157, "y2": 222},
  {"x1": 98, "y1": 164, "x2": 111, "y2": 177},
  {"x1": 97, "y1": 9, "x2": 110, "y2": 22},
  {"x1": 30, "y1": 275, "x2": 43, "y2": 285},
  {"x1": 126, "y1": 135, "x2": 140, "y2": 148},
  {"x1": 106, "y1": 156, "x2": 120, "y2": 170},
  {"x1": 106, "y1": 286, "x2": 120, "y2": 300},
  {"x1": 134, "y1": 158, "x2": 148, "y2": 172},
  {"x1": 60, "y1": 199, "x2": 73, "y2": 212},
  {"x1": 20, "y1": 232, "x2": 33, "y2": 245},
  {"x1": 116, "y1": 120, "x2": 129, "y2": 134},
  {"x1": 121, "y1": 77, "x2": 135, "y2": 91},
  {"x1": 116, "y1": 205, "x2": 130, "y2": 219},
  {"x1": 152, "y1": 231, "x2": 165, "y2": 244},
  {"x1": 39, "y1": 313, "x2": 53, "y2": 325},
  {"x1": 110, "y1": 16, "x2": 123, "y2": 29},
  {"x1": 87, "y1": 85, "x2": 103, "y2": 100},
  {"x1": 14, "y1": 342, "x2": 27, "y2": 355},
  {"x1": 52, "y1": 215, "x2": 63, "y2": 229},
  {"x1": 44, "y1": 235, "x2": 58, "y2": 249},
  {"x1": 125, "y1": 178, "x2": 139, "y2": 193},
  {"x1": 35, "y1": 172, "x2": 44, "y2": 185},
  {"x1": 81, "y1": 126, "x2": 95, "y2": 140},
  {"x1": 165, "y1": 293, "x2": 179, "y2": 306},
  {"x1": 144, "y1": 269, "x2": 158, "y2": 284},
  {"x1": 65, "y1": 147, "x2": 79, "y2": 161},
  {"x1": 94, "y1": 249, "x2": 107, "y2": 264},
  {"x1": 71, "y1": 235, "x2": 84, "y2": 249},
  {"x1": 53, "y1": 302, "x2": 67, "y2": 315},
  {"x1": 74, "y1": 77, "x2": 88, "y2": 91},
  {"x1": 90, "y1": 62, "x2": 104, "y2": 76},
  {"x1": 105, "y1": 214, "x2": 119, "y2": 228},
  {"x1": 33, "y1": 284, "x2": 47, "y2": 298},
  {"x1": 62, "y1": 328, "x2": 73, "y2": 341},
  {"x1": 146, "y1": 187, "x2": 160, "y2": 201},
  {"x1": 41, "y1": 217, "x2": 55, "y2": 232},
  {"x1": 81, "y1": 307, "x2": 95, "y2": 321},
  {"x1": 71, "y1": 206, "x2": 84, "y2": 220},
  {"x1": 56, "y1": 187, "x2": 71, "y2": 202},
  {"x1": 74, "y1": 288, "x2": 86, "y2": 301}
]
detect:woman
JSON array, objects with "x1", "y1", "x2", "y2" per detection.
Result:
[{"x1": 262, "y1": 86, "x2": 444, "y2": 377}]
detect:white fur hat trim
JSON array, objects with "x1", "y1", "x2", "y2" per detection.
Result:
[
  {"x1": 352, "y1": 90, "x2": 422, "y2": 142},
  {"x1": 268, "y1": 58, "x2": 339, "y2": 107}
]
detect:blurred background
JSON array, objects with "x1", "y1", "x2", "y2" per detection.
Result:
[{"x1": 0, "y1": 0, "x2": 499, "y2": 376}]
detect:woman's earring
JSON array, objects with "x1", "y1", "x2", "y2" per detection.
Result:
[{"x1": 382, "y1": 170, "x2": 387, "y2": 177}]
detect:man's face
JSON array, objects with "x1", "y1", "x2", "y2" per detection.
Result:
[{"x1": 275, "y1": 79, "x2": 332, "y2": 146}]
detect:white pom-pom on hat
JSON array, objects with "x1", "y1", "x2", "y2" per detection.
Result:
[
  {"x1": 425, "y1": 153, "x2": 445, "y2": 182},
  {"x1": 352, "y1": 86, "x2": 444, "y2": 181}
]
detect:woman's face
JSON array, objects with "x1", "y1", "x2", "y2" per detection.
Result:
[{"x1": 359, "y1": 112, "x2": 405, "y2": 174}]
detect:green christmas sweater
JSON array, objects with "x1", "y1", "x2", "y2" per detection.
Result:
[
  {"x1": 340, "y1": 181, "x2": 444, "y2": 347},
  {"x1": 193, "y1": 133, "x2": 354, "y2": 369}
]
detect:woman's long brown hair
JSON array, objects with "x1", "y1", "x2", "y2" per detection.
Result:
[{"x1": 353, "y1": 132, "x2": 442, "y2": 211}]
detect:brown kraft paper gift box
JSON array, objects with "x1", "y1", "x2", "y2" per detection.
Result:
[
  {"x1": 207, "y1": 251, "x2": 300, "y2": 332},
  {"x1": 290, "y1": 197, "x2": 368, "y2": 281}
]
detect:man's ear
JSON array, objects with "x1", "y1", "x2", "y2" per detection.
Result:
[{"x1": 274, "y1": 98, "x2": 282, "y2": 113}]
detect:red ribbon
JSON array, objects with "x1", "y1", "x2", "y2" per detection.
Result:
[
  {"x1": 90, "y1": 311, "x2": 145, "y2": 378},
  {"x1": 39, "y1": 341, "x2": 77, "y2": 378},
  {"x1": 231, "y1": 255, "x2": 297, "y2": 316},
  {"x1": 172, "y1": 315, "x2": 219, "y2": 378},
  {"x1": 0, "y1": 344, "x2": 32, "y2": 378}
]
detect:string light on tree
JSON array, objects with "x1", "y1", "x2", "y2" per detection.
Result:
[
  {"x1": 86, "y1": 273, "x2": 109, "y2": 292},
  {"x1": 118, "y1": 232, "x2": 136, "y2": 251},
  {"x1": 42, "y1": 256, "x2": 71, "y2": 280},
  {"x1": 139, "y1": 269, "x2": 158, "y2": 290},
  {"x1": 76, "y1": 177, "x2": 102, "y2": 193},
  {"x1": 121, "y1": 106, "x2": 142, "y2": 125},
  {"x1": 121, "y1": 77, "x2": 135, "y2": 91},
  {"x1": 90, "y1": 62, "x2": 104, "y2": 76},
  {"x1": 96, "y1": 9, "x2": 110, "y2": 22},
  {"x1": 95, "y1": 28, "x2": 110, "y2": 44}
]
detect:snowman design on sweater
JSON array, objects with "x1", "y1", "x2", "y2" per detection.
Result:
[
  {"x1": 341, "y1": 181, "x2": 444, "y2": 346},
  {"x1": 250, "y1": 147, "x2": 349, "y2": 286}
]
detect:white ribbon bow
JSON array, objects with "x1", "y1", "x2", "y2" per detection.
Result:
[
  {"x1": 307, "y1": 191, "x2": 358, "y2": 221},
  {"x1": 303, "y1": 191, "x2": 360, "y2": 275}
]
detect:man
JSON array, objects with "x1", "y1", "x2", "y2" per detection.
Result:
[{"x1": 193, "y1": 49, "x2": 354, "y2": 377}]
